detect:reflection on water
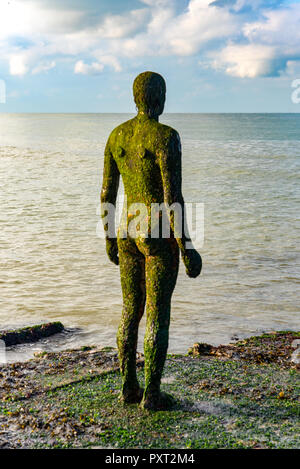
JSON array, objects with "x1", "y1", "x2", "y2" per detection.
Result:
[{"x1": 0, "y1": 113, "x2": 299, "y2": 361}]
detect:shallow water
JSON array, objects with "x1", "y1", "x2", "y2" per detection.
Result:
[{"x1": 0, "y1": 113, "x2": 299, "y2": 362}]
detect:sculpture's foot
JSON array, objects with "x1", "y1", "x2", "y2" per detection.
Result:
[
  {"x1": 140, "y1": 391, "x2": 177, "y2": 411},
  {"x1": 119, "y1": 387, "x2": 144, "y2": 404}
]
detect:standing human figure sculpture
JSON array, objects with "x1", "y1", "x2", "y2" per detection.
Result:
[{"x1": 101, "y1": 71, "x2": 202, "y2": 410}]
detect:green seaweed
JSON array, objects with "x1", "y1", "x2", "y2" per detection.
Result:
[{"x1": 0, "y1": 332, "x2": 299, "y2": 449}]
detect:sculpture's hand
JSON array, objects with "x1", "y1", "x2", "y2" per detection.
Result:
[
  {"x1": 182, "y1": 249, "x2": 202, "y2": 278},
  {"x1": 106, "y1": 238, "x2": 119, "y2": 266}
]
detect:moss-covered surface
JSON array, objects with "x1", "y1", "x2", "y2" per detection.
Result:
[
  {"x1": 100, "y1": 72, "x2": 202, "y2": 408},
  {"x1": 189, "y1": 330, "x2": 300, "y2": 367},
  {"x1": 0, "y1": 322, "x2": 64, "y2": 347},
  {"x1": 0, "y1": 331, "x2": 299, "y2": 449}
]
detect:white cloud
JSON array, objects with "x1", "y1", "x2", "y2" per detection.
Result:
[
  {"x1": 95, "y1": 9, "x2": 149, "y2": 39},
  {"x1": 243, "y1": 4, "x2": 300, "y2": 49},
  {"x1": 1, "y1": 0, "x2": 300, "y2": 79},
  {"x1": 32, "y1": 60, "x2": 56, "y2": 74},
  {"x1": 139, "y1": 0, "x2": 175, "y2": 6},
  {"x1": 0, "y1": 0, "x2": 84, "y2": 39},
  {"x1": 9, "y1": 54, "x2": 29, "y2": 76},
  {"x1": 114, "y1": 0, "x2": 238, "y2": 58},
  {"x1": 74, "y1": 55, "x2": 121, "y2": 75},
  {"x1": 8, "y1": 48, "x2": 48, "y2": 76},
  {"x1": 165, "y1": 0, "x2": 238, "y2": 56},
  {"x1": 211, "y1": 44, "x2": 278, "y2": 77},
  {"x1": 74, "y1": 60, "x2": 104, "y2": 75},
  {"x1": 93, "y1": 55, "x2": 122, "y2": 73},
  {"x1": 213, "y1": 3, "x2": 300, "y2": 77}
]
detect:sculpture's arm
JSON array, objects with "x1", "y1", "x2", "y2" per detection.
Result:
[
  {"x1": 159, "y1": 131, "x2": 186, "y2": 250},
  {"x1": 160, "y1": 130, "x2": 202, "y2": 278},
  {"x1": 100, "y1": 139, "x2": 120, "y2": 265}
]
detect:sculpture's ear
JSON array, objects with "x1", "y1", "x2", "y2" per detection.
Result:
[{"x1": 115, "y1": 146, "x2": 125, "y2": 158}]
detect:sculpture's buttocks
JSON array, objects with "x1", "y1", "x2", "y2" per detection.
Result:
[{"x1": 100, "y1": 71, "x2": 201, "y2": 410}]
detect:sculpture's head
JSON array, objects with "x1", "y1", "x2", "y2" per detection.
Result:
[{"x1": 133, "y1": 71, "x2": 166, "y2": 118}]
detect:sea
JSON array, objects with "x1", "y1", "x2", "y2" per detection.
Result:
[{"x1": 0, "y1": 113, "x2": 299, "y2": 362}]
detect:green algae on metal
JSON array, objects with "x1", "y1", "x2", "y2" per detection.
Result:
[{"x1": 101, "y1": 72, "x2": 202, "y2": 409}]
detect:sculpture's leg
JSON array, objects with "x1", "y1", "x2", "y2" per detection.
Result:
[
  {"x1": 117, "y1": 238, "x2": 146, "y2": 403},
  {"x1": 141, "y1": 239, "x2": 179, "y2": 410}
]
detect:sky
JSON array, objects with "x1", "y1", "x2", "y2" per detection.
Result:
[{"x1": 0, "y1": 0, "x2": 300, "y2": 112}]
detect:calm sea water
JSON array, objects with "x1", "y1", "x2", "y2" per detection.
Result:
[{"x1": 0, "y1": 113, "x2": 299, "y2": 362}]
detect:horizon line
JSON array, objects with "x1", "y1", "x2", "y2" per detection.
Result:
[{"x1": 1, "y1": 111, "x2": 300, "y2": 115}]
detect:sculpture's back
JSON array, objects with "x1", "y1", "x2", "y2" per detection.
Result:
[
  {"x1": 106, "y1": 72, "x2": 181, "y2": 214},
  {"x1": 101, "y1": 72, "x2": 202, "y2": 410}
]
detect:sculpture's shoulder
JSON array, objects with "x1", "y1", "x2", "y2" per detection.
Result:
[
  {"x1": 153, "y1": 123, "x2": 181, "y2": 157},
  {"x1": 106, "y1": 117, "x2": 136, "y2": 149},
  {"x1": 155, "y1": 121, "x2": 180, "y2": 141},
  {"x1": 106, "y1": 117, "x2": 180, "y2": 155}
]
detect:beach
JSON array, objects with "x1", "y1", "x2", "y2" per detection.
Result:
[{"x1": 0, "y1": 330, "x2": 299, "y2": 449}]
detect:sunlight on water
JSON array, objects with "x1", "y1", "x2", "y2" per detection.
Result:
[{"x1": 0, "y1": 113, "x2": 299, "y2": 361}]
